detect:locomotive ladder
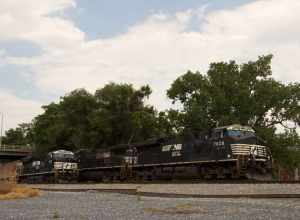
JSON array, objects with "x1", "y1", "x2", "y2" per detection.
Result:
[{"x1": 236, "y1": 155, "x2": 248, "y2": 177}]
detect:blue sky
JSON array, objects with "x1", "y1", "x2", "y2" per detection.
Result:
[
  {"x1": 67, "y1": 0, "x2": 253, "y2": 39},
  {"x1": 0, "y1": 0, "x2": 252, "y2": 102},
  {"x1": 0, "y1": 0, "x2": 300, "y2": 130}
]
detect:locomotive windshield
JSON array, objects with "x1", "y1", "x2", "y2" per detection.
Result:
[
  {"x1": 225, "y1": 129, "x2": 255, "y2": 138},
  {"x1": 48, "y1": 150, "x2": 75, "y2": 161},
  {"x1": 214, "y1": 124, "x2": 256, "y2": 139}
]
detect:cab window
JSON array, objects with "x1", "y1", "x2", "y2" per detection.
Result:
[{"x1": 225, "y1": 130, "x2": 255, "y2": 138}]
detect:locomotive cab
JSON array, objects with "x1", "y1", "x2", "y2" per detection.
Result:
[
  {"x1": 47, "y1": 150, "x2": 78, "y2": 181},
  {"x1": 212, "y1": 125, "x2": 269, "y2": 158},
  {"x1": 212, "y1": 124, "x2": 272, "y2": 179}
]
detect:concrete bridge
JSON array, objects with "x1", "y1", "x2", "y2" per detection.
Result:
[{"x1": 0, "y1": 145, "x2": 32, "y2": 163}]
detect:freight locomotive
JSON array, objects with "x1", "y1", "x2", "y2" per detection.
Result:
[
  {"x1": 77, "y1": 124, "x2": 272, "y2": 182},
  {"x1": 18, "y1": 124, "x2": 273, "y2": 182},
  {"x1": 18, "y1": 150, "x2": 78, "y2": 183}
]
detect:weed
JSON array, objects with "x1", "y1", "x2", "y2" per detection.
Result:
[
  {"x1": 0, "y1": 185, "x2": 40, "y2": 200},
  {"x1": 53, "y1": 210, "x2": 60, "y2": 219}
]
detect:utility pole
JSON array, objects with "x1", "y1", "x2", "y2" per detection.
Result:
[{"x1": 0, "y1": 112, "x2": 3, "y2": 149}]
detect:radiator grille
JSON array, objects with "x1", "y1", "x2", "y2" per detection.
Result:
[{"x1": 231, "y1": 144, "x2": 268, "y2": 158}]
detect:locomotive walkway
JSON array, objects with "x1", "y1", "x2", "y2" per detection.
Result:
[{"x1": 23, "y1": 183, "x2": 300, "y2": 198}]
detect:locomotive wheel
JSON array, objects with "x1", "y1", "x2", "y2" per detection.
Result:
[
  {"x1": 142, "y1": 170, "x2": 154, "y2": 182},
  {"x1": 142, "y1": 174, "x2": 150, "y2": 182},
  {"x1": 231, "y1": 167, "x2": 242, "y2": 179},
  {"x1": 216, "y1": 167, "x2": 225, "y2": 179},
  {"x1": 102, "y1": 174, "x2": 113, "y2": 183},
  {"x1": 47, "y1": 176, "x2": 55, "y2": 184},
  {"x1": 196, "y1": 167, "x2": 204, "y2": 179},
  {"x1": 113, "y1": 174, "x2": 120, "y2": 182}
]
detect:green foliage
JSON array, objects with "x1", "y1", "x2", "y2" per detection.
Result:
[
  {"x1": 31, "y1": 84, "x2": 162, "y2": 154},
  {"x1": 168, "y1": 55, "x2": 300, "y2": 131},
  {"x1": 32, "y1": 89, "x2": 97, "y2": 154},
  {"x1": 92, "y1": 83, "x2": 159, "y2": 146},
  {"x1": 2, "y1": 123, "x2": 33, "y2": 146},
  {"x1": 261, "y1": 129, "x2": 300, "y2": 168},
  {"x1": 167, "y1": 55, "x2": 300, "y2": 166}
]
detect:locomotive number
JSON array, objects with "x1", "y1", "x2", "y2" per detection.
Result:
[
  {"x1": 172, "y1": 151, "x2": 181, "y2": 157},
  {"x1": 213, "y1": 141, "x2": 225, "y2": 148}
]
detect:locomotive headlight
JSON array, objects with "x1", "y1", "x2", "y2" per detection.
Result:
[
  {"x1": 54, "y1": 162, "x2": 63, "y2": 169},
  {"x1": 227, "y1": 154, "x2": 231, "y2": 158}
]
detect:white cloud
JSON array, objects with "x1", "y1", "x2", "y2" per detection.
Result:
[
  {"x1": 0, "y1": 90, "x2": 43, "y2": 131},
  {"x1": 1, "y1": 0, "x2": 300, "y2": 128},
  {"x1": 0, "y1": 0, "x2": 83, "y2": 51}
]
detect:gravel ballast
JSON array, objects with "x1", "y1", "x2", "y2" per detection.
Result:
[{"x1": 0, "y1": 191, "x2": 300, "y2": 220}]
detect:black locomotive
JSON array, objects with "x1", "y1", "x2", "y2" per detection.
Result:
[
  {"x1": 76, "y1": 124, "x2": 272, "y2": 182},
  {"x1": 18, "y1": 124, "x2": 272, "y2": 182},
  {"x1": 19, "y1": 150, "x2": 78, "y2": 183}
]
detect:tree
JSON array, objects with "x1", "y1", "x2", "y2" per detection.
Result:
[
  {"x1": 2, "y1": 123, "x2": 33, "y2": 146},
  {"x1": 33, "y1": 89, "x2": 97, "y2": 153},
  {"x1": 92, "y1": 83, "x2": 159, "y2": 146},
  {"x1": 167, "y1": 55, "x2": 300, "y2": 166},
  {"x1": 32, "y1": 84, "x2": 162, "y2": 154},
  {"x1": 264, "y1": 129, "x2": 300, "y2": 168},
  {"x1": 168, "y1": 55, "x2": 300, "y2": 131}
]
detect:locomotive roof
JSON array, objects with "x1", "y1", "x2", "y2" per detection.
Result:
[
  {"x1": 107, "y1": 144, "x2": 129, "y2": 150},
  {"x1": 131, "y1": 140, "x2": 159, "y2": 149},
  {"x1": 103, "y1": 139, "x2": 163, "y2": 151},
  {"x1": 49, "y1": 149, "x2": 74, "y2": 155},
  {"x1": 75, "y1": 137, "x2": 172, "y2": 153},
  {"x1": 103, "y1": 137, "x2": 170, "y2": 151}
]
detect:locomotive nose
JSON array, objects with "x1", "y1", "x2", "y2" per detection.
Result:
[{"x1": 230, "y1": 144, "x2": 270, "y2": 160}]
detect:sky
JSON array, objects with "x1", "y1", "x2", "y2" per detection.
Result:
[{"x1": 0, "y1": 0, "x2": 300, "y2": 131}]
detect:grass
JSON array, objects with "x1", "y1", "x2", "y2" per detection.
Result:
[
  {"x1": 0, "y1": 182, "x2": 14, "y2": 194},
  {"x1": 136, "y1": 194, "x2": 142, "y2": 201},
  {"x1": 0, "y1": 183, "x2": 40, "y2": 200}
]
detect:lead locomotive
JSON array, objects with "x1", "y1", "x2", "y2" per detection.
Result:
[{"x1": 78, "y1": 124, "x2": 272, "y2": 181}]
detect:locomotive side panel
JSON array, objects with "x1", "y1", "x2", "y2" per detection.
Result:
[{"x1": 136, "y1": 137, "x2": 225, "y2": 166}]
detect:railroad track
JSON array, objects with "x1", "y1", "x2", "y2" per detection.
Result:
[{"x1": 77, "y1": 179, "x2": 300, "y2": 184}]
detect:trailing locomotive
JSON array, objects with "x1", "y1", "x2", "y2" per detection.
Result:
[
  {"x1": 77, "y1": 124, "x2": 272, "y2": 181},
  {"x1": 19, "y1": 150, "x2": 78, "y2": 183}
]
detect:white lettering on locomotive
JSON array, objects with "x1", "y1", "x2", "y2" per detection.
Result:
[
  {"x1": 162, "y1": 145, "x2": 171, "y2": 151},
  {"x1": 162, "y1": 144, "x2": 182, "y2": 152},
  {"x1": 172, "y1": 151, "x2": 181, "y2": 157},
  {"x1": 213, "y1": 141, "x2": 224, "y2": 147}
]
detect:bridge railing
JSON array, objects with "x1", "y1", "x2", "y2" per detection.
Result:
[{"x1": 0, "y1": 145, "x2": 33, "y2": 152}]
